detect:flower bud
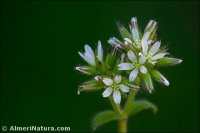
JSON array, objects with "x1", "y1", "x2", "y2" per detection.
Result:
[
  {"x1": 108, "y1": 37, "x2": 123, "y2": 48},
  {"x1": 78, "y1": 80, "x2": 103, "y2": 93},
  {"x1": 75, "y1": 66, "x2": 95, "y2": 75},
  {"x1": 95, "y1": 76, "x2": 102, "y2": 81},
  {"x1": 151, "y1": 70, "x2": 169, "y2": 86},
  {"x1": 156, "y1": 57, "x2": 182, "y2": 67},
  {"x1": 144, "y1": 20, "x2": 157, "y2": 40},
  {"x1": 131, "y1": 17, "x2": 138, "y2": 29},
  {"x1": 141, "y1": 73, "x2": 154, "y2": 93}
]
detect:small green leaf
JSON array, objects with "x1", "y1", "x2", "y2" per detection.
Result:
[
  {"x1": 128, "y1": 100, "x2": 157, "y2": 117},
  {"x1": 92, "y1": 110, "x2": 120, "y2": 131}
]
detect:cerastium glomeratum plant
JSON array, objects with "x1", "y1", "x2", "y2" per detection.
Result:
[{"x1": 75, "y1": 17, "x2": 182, "y2": 133}]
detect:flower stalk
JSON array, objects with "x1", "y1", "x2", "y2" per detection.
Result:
[
  {"x1": 110, "y1": 90, "x2": 136, "y2": 133},
  {"x1": 109, "y1": 97, "x2": 121, "y2": 115}
]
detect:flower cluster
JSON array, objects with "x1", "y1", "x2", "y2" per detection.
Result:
[{"x1": 75, "y1": 17, "x2": 182, "y2": 104}]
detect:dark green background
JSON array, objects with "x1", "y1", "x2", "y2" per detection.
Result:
[{"x1": 1, "y1": 0, "x2": 199, "y2": 132}]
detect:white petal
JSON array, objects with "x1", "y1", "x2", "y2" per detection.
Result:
[
  {"x1": 129, "y1": 69, "x2": 138, "y2": 82},
  {"x1": 119, "y1": 84, "x2": 129, "y2": 92},
  {"x1": 113, "y1": 90, "x2": 121, "y2": 104},
  {"x1": 118, "y1": 63, "x2": 134, "y2": 70},
  {"x1": 127, "y1": 50, "x2": 137, "y2": 62},
  {"x1": 139, "y1": 55, "x2": 146, "y2": 64},
  {"x1": 84, "y1": 45, "x2": 94, "y2": 56},
  {"x1": 114, "y1": 75, "x2": 121, "y2": 83},
  {"x1": 149, "y1": 41, "x2": 161, "y2": 55},
  {"x1": 97, "y1": 40, "x2": 103, "y2": 61},
  {"x1": 78, "y1": 51, "x2": 86, "y2": 60},
  {"x1": 102, "y1": 87, "x2": 113, "y2": 97},
  {"x1": 84, "y1": 52, "x2": 95, "y2": 66},
  {"x1": 152, "y1": 53, "x2": 167, "y2": 60},
  {"x1": 141, "y1": 32, "x2": 150, "y2": 54},
  {"x1": 140, "y1": 65, "x2": 147, "y2": 74},
  {"x1": 132, "y1": 28, "x2": 140, "y2": 42},
  {"x1": 103, "y1": 78, "x2": 113, "y2": 86},
  {"x1": 142, "y1": 32, "x2": 150, "y2": 43},
  {"x1": 78, "y1": 51, "x2": 95, "y2": 66}
]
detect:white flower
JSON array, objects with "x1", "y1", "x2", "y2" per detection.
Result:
[
  {"x1": 78, "y1": 41, "x2": 103, "y2": 66},
  {"x1": 102, "y1": 75, "x2": 129, "y2": 104},
  {"x1": 118, "y1": 50, "x2": 147, "y2": 82},
  {"x1": 129, "y1": 17, "x2": 156, "y2": 49},
  {"x1": 141, "y1": 41, "x2": 168, "y2": 65}
]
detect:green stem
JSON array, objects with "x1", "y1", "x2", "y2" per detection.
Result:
[
  {"x1": 124, "y1": 90, "x2": 136, "y2": 114},
  {"x1": 109, "y1": 97, "x2": 121, "y2": 114},
  {"x1": 110, "y1": 91, "x2": 136, "y2": 133},
  {"x1": 118, "y1": 116, "x2": 128, "y2": 133}
]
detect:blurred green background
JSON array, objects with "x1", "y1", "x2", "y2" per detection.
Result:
[{"x1": 0, "y1": 0, "x2": 199, "y2": 132}]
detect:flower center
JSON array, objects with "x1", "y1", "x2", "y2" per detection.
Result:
[
  {"x1": 136, "y1": 40, "x2": 142, "y2": 48},
  {"x1": 134, "y1": 63, "x2": 141, "y2": 69},
  {"x1": 112, "y1": 83, "x2": 119, "y2": 91},
  {"x1": 145, "y1": 54, "x2": 152, "y2": 61}
]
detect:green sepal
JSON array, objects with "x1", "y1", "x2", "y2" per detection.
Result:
[
  {"x1": 117, "y1": 24, "x2": 134, "y2": 42},
  {"x1": 105, "y1": 52, "x2": 117, "y2": 67},
  {"x1": 91, "y1": 110, "x2": 121, "y2": 131}
]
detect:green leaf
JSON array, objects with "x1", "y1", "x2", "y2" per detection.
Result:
[
  {"x1": 92, "y1": 110, "x2": 121, "y2": 131},
  {"x1": 128, "y1": 100, "x2": 157, "y2": 117}
]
